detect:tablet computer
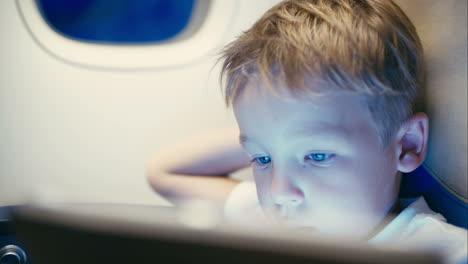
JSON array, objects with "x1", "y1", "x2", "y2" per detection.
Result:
[{"x1": 11, "y1": 202, "x2": 443, "y2": 264}]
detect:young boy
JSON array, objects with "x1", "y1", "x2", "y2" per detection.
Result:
[{"x1": 147, "y1": 0, "x2": 466, "y2": 262}]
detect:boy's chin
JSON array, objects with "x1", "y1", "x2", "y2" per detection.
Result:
[
  {"x1": 268, "y1": 219, "x2": 374, "y2": 240},
  {"x1": 261, "y1": 209, "x2": 381, "y2": 240},
  {"x1": 274, "y1": 224, "x2": 371, "y2": 241}
]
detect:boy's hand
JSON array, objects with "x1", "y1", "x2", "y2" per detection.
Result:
[{"x1": 146, "y1": 127, "x2": 250, "y2": 207}]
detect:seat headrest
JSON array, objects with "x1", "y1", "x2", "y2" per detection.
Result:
[{"x1": 395, "y1": 0, "x2": 467, "y2": 203}]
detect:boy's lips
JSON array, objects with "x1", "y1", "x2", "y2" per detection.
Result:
[
  {"x1": 265, "y1": 208, "x2": 316, "y2": 230},
  {"x1": 281, "y1": 223, "x2": 317, "y2": 233},
  {"x1": 286, "y1": 221, "x2": 316, "y2": 229},
  {"x1": 291, "y1": 225, "x2": 316, "y2": 232},
  {"x1": 273, "y1": 217, "x2": 316, "y2": 230}
]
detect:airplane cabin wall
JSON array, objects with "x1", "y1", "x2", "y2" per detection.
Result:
[{"x1": 0, "y1": 0, "x2": 280, "y2": 206}]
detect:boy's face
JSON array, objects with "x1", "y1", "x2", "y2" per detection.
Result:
[{"x1": 233, "y1": 82, "x2": 401, "y2": 239}]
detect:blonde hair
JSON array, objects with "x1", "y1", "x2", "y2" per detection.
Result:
[{"x1": 219, "y1": 0, "x2": 424, "y2": 145}]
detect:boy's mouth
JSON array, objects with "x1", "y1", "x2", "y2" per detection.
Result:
[
  {"x1": 281, "y1": 223, "x2": 317, "y2": 233},
  {"x1": 285, "y1": 221, "x2": 315, "y2": 229},
  {"x1": 264, "y1": 207, "x2": 317, "y2": 230},
  {"x1": 271, "y1": 215, "x2": 316, "y2": 230}
]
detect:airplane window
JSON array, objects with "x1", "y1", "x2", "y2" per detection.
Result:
[{"x1": 36, "y1": 0, "x2": 196, "y2": 44}]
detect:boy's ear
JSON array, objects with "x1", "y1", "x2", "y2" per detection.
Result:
[{"x1": 395, "y1": 112, "x2": 429, "y2": 173}]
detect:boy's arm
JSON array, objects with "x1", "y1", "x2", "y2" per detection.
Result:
[{"x1": 146, "y1": 128, "x2": 251, "y2": 207}]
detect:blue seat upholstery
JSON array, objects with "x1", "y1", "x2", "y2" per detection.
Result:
[{"x1": 400, "y1": 166, "x2": 468, "y2": 229}]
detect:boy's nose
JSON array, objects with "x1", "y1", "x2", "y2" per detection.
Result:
[{"x1": 269, "y1": 172, "x2": 304, "y2": 207}]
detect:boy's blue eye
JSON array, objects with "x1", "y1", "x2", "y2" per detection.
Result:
[
  {"x1": 255, "y1": 156, "x2": 272, "y2": 165},
  {"x1": 306, "y1": 153, "x2": 333, "y2": 162}
]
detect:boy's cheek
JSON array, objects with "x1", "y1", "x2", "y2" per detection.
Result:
[{"x1": 253, "y1": 174, "x2": 272, "y2": 204}]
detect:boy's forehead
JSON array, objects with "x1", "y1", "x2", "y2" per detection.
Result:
[
  {"x1": 233, "y1": 79, "x2": 362, "y2": 112},
  {"x1": 234, "y1": 77, "x2": 356, "y2": 106},
  {"x1": 233, "y1": 80, "x2": 377, "y2": 142}
]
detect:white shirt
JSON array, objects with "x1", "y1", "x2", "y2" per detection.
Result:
[{"x1": 224, "y1": 181, "x2": 468, "y2": 264}]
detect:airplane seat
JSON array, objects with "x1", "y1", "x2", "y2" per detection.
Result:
[{"x1": 395, "y1": 0, "x2": 467, "y2": 229}]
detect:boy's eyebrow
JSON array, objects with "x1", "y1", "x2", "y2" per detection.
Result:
[
  {"x1": 239, "y1": 124, "x2": 349, "y2": 145},
  {"x1": 239, "y1": 134, "x2": 259, "y2": 146},
  {"x1": 239, "y1": 134, "x2": 249, "y2": 144},
  {"x1": 287, "y1": 124, "x2": 348, "y2": 138}
]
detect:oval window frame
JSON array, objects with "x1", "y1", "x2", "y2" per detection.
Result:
[{"x1": 17, "y1": 0, "x2": 237, "y2": 70}]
